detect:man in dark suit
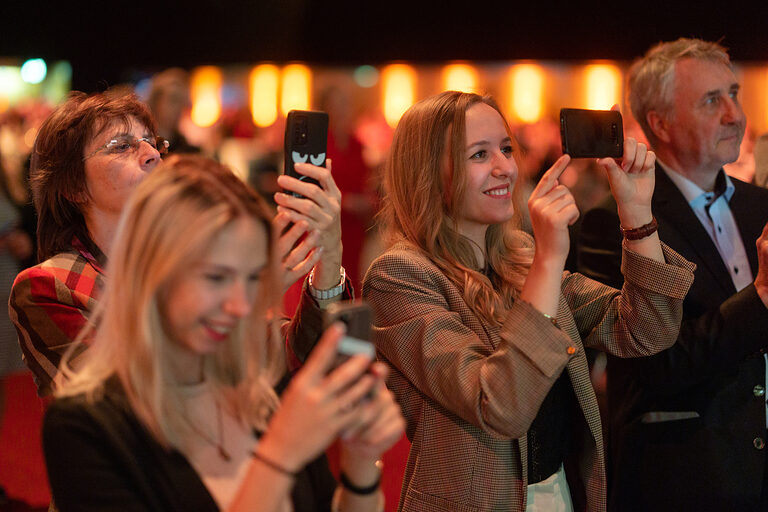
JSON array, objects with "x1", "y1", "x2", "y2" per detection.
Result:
[{"x1": 578, "y1": 38, "x2": 768, "y2": 511}]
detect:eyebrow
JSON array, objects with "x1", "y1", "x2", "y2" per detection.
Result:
[
  {"x1": 466, "y1": 136, "x2": 512, "y2": 150},
  {"x1": 703, "y1": 83, "x2": 740, "y2": 98},
  {"x1": 203, "y1": 263, "x2": 267, "y2": 274}
]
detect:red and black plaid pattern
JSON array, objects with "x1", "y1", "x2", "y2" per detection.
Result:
[
  {"x1": 362, "y1": 242, "x2": 695, "y2": 512},
  {"x1": 9, "y1": 238, "x2": 105, "y2": 397}
]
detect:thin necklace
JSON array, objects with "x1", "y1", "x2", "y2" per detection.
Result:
[{"x1": 181, "y1": 399, "x2": 231, "y2": 462}]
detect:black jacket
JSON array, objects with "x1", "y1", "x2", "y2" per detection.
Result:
[{"x1": 577, "y1": 164, "x2": 768, "y2": 511}]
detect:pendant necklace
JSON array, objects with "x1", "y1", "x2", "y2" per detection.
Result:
[{"x1": 182, "y1": 399, "x2": 231, "y2": 462}]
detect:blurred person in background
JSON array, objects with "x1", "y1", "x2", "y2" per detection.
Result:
[
  {"x1": 43, "y1": 154, "x2": 404, "y2": 511},
  {"x1": 578, "y1": 38, "x2": 768, "y2": 511},
  {"x1": 754, "y1": 133, "x2": 768, "y2": 188},
  {"x1": 147, "y1": 68, "x2": 200, "y2": 155},
  {"x1": 363, "y1": 90, "x2": 694, "y2": 511},
  {"x1": 318, "y1": 86, "x2": 377, "y2": 289}
]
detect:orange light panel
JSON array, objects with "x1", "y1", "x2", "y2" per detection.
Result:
[
  {"x1": 509, "y1": 64, "x2": 545, "y2": 123},
  {"x1": 190, "y1": 66, "x2": 222, "y2": 127},
  {"x1": 249, "y1": 64, "x2": 279, "y2": 127},
  {"x1": 443, "y1": 64, "x2": 478, "y2": 93},
  {"x1": 584, "y1": 64, "x2": 621, "y2": 110},
  {"x1": 382, "y1": 64, "x2": 416, "y2": 128},
  {"x1": 280, "y1": 64, "x2": 311, "y2": 116}
]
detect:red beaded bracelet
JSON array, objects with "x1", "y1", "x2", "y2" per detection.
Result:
[{"x1": 620, "y1": 216, "x2": 659, "y2": 241}]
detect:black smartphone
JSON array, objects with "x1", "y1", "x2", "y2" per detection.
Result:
[
  {"x1": 283, "y1": 110, "x2": 328, "y2": 197},
  {"x1": 323, "y1": 300, "x2": 375, "y2": 369},
  {"x1": 560, "y1": 108, "x2": 623, "y2": 159}
]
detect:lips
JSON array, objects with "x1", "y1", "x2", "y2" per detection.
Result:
[
  {"x1": 203, "y1": 322, "x2": 233, "y2": 342},
  {"x1": 484, "y1": 185, "x2": 510, "y2": 197}
]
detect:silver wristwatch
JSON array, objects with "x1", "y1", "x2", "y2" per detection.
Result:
[{"x1": 308, "y1": 266, "x2": 346, "y2": 300}]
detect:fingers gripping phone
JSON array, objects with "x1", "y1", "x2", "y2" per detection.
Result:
[
  {"x1": 283, "y1": 110, "x2": 328, "y2": 197},
  {"x1": 323, "y1": 300, "x2": 375, "y2": 370},
  {"x1": 560, "y1": 108, "x2": 624, "y2": 159}
]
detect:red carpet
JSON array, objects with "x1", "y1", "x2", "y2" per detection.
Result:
[{"x1": 0, "y1": 372, "x2": 51, "y2": 507}]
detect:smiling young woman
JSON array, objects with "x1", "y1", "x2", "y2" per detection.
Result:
[{"x1": 362, "y1": 90, "x2": 696, "y2": 512}]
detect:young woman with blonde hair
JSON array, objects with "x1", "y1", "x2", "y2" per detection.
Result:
[
  {"x1": 43, "y1": 154, "x2": 404, "y2": 512},
  {"x1": 362, "y1": 91, "x2": 695, "y2": 511}
]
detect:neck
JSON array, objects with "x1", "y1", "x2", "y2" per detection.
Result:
[
  {"x1": 457, "y1": 223, "x2": 487, "y2": 269},
  {"x1": 83, "y1": 209, "x2": 119, "y2": 258},
  {"x1": 655, "y1": 147, "x2": 720, "y2": 192}
]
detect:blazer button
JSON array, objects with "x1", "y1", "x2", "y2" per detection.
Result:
[
  {"x1": 754, "y1": 437, "x2": 765, "y2": 450},
  {"x1": 754, "y1": 385, "x2": 766, "y2": 398},
  {"x1": 567, "y1": 346, "x2": 576, "y2": 355}
]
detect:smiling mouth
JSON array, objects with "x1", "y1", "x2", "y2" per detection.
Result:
[{"x1": 484, "y1": 186, "x2": 509, "y2": 196}]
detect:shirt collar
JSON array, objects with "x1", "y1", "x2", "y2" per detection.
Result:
[
  {"x1": 71, "y1": 236, "x2": 107, "y2": 274},
  {"x1": 658, "y1": 160, "x2": 734, "y2": 209}
]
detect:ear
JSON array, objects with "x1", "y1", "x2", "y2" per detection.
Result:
[{"x1": 646, "y1": 111, "x2": 671, "y2": 144}]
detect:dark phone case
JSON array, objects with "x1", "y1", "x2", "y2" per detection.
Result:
[
  {"x1": 323, "y1": 300, "x2": 373, "y2": 343},
  {"x1": 283, "y1": 110, "x2": 329, "y2": 195},
  {"x1": 560, "y1": 108, "x2": 623, "y2": 158}
]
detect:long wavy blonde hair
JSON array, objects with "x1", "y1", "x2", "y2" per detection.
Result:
[
  {"x1": 56, "y1": 154, "x2": 284, "y2": 447},
  {"x1": 381, "y1": 91, "x2": 534, "y2": 325}
]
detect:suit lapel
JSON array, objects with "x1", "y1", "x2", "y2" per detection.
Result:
[
  {"x1": 728, "y1": 179, "x2": 765, "y2": 276},
  {"x1": 653, "y1": 164, "x2": 736, "y2": 297}
]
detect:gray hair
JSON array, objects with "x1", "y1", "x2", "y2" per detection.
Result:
[{"x1": 628, "y1": 38, "x2": 732, "y2": 146}]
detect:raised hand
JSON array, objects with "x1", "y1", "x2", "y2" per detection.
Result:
[
  {"x1": 275, "y1": 160, "x2": 343, "y2": 290},
  {"x1": 598, "y1": 137, "x2": 656, "y2": 229},
  {"x1": 754, "y1": 221, "x2": 768, "y2": 308},
  {"x1": 272, "y1": 213, "x2": 321, "y2": 293},
  {"x1": 527, "y1": 154, "x2": 578, "y2": 267}
]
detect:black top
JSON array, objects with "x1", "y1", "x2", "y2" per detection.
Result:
[
  {"x1": 43, "y1": 384, "x2": 336, "y2": 512},
  {"x1": 526, "y1": 370, "x2": 577, "y2": 484}
]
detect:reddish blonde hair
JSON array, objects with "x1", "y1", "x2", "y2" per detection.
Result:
[{"x1": 381, "y1": 91, "x2": 533, "y2": 325}]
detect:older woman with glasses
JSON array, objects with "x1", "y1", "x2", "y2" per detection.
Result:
[{"x1": 10, "y1": 89, "x2": 348, "y2": 397}]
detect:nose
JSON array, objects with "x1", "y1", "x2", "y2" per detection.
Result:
[
  {"x1": 138, "y1": 139, "x2": 162, "y2": 171},
  {"x1": 722, "y1": 96, "x2": 745, "y2": 126},
  {"x1": 223, "y1": 281, "x2": 252, "y2": 318},
  {"x1": 491, "y1": 150, "x2": 517, "y2": 179}
]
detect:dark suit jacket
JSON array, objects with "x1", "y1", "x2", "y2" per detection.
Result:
[
  {"x1": 363, "y1": 241, "x2": 693, "y2": 512},
  {"x1": 578, "y1": 164, "x2": 768, "y2": 511}
]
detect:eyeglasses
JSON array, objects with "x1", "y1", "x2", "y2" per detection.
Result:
[{"x1": 83, "y1": 135, "x2": 170, "y2": 161}]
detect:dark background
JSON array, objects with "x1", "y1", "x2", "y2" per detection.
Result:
[{"x1": 2, "y1": 1, "x2": 767, "y2": 92}]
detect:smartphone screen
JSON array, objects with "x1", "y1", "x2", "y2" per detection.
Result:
[
  {"x1": 560, "y1": 108, "x2": 623, "y2": 158},
  {"x1": 283, "y1": 110, "x2": 328, "y2": 196}
]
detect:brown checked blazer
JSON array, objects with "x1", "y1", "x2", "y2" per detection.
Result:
[{"x1": 362, "y1": 241, "x2": 695, "y2": 512}]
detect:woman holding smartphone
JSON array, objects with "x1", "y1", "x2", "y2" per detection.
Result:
[
  {"x1": 362, "y1": 91, "x2": 695, "y2": 511},
  {"x1": 43, "y1": 155, "x2": 404, "y2": 512}
]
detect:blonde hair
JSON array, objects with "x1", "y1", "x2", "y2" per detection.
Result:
[
  {"x1": 381, "y1": 91, "x2": 534, "y2": 325},
  {"x1": 628, "y1": 38, "x2": 732, "y2": 146},
  {"x1": 56, "y1": 154, "x2": 283, "y2": 447}
]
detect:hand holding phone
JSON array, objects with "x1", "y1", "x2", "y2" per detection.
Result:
[
  {"x1": 560, "y1": 108, "x2": 623, "y2": 159},
  {"x1": 323, "y1": 300, "x2": 375, "y2": 371},
  {"x1": 283, "y1": 110, "x2": 329, "y2": 196}
]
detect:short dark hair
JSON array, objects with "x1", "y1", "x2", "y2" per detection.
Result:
[{"x1": 30, "y1": 89, "x2": 156, "y2": 262}]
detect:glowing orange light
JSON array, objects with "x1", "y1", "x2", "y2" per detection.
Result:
[
  {"x1": 509, "y1": 64, "x2": 545, "y2": 123},
  {"x1": 442, "y1": 64, "x2": 478, "y2": 93},
  {"x1": 584, "y1": 64, "x2": 622, "y2": 110},
  {"x1": 280, "y1": 64, "x2": 311, "y2": 116},
  {"x1": 249, "y1": 64, "x2": 279, "y2": 127},
  {"x1": 382, "y1": 64, "x2": 416, "y2": 128},
  {"x1": 190, "y1": 66, "x2": 222, "y2": 127}
]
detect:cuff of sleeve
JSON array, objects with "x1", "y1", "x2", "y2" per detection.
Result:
[
  {"x1": 621, "y1": 241, "x2": 696, "y2": 300},
  {"x1": 502, "y1": 299, "x2": 576, "y2": 378}
]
